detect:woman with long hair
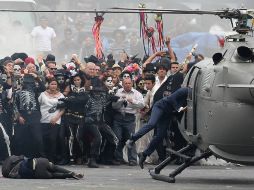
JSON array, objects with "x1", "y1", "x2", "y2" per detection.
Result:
[{"x1": 38, "y1": 78, "x2": 65, "y2": 163}]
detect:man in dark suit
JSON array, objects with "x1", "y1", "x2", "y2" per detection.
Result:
[{"x1": 126, "y1": 87, "x2": 189, "y2": 169}]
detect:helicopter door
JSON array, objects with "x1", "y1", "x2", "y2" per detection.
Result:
[{"x1": 184, "y1": 66, "x2": 200, "y2": 136}]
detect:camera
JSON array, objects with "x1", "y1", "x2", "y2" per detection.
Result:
[{"x1": 123, "y1": 100, "x2": 128, "y2": 107}]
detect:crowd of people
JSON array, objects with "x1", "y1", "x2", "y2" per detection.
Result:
[{"x1": 0, "y1": 15, "x2": 205, "y2": 173}]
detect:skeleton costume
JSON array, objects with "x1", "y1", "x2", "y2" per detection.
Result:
[
  {"x1": 80, "y1": 88, "x2": 119, "y2": 167},
  {"x1": 0, "y1": 77, "x2": 13, "y2": 161},
  {"x1": 14, "y1": 74, "x2": 46, "y2": 157},
  {"x1": 62, "y1": 81, "x2": 87, "y2": 163}
]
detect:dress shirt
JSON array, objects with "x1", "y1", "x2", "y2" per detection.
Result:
[{"x1": 112, "y1": 88, "x2": 145, "y2": 114}]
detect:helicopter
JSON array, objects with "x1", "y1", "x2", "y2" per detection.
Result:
[
  {"x1": 1, "y1": 5, "x2": 254, "y2": 183},
  {"x1": 110, "y1": 7, "x2": 254, "y2": 183}
]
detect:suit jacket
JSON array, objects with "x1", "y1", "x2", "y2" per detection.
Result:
[
  {"x1": 153, "y1": 72, "x2": 184, "y2": 104},
  {"x1": 155, "y1": 87, "x2": 189, "y2": 114}
]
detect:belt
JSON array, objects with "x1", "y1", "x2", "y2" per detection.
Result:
[{"x1": 65, "y1": 112, "x2": 84, "y2": 119}]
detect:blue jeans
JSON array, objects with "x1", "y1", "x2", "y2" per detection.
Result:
[{"x1": 112, "y1": 113, "x2": 137, "y2": 163}]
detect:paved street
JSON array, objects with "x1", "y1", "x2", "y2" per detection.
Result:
[{"x1": 1, "y1": 164, "x2": 254, "y2": 190}]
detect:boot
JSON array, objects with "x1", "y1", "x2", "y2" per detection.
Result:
[{"x1": 88, "y1": 158, "x2": 99, "y2": 168}]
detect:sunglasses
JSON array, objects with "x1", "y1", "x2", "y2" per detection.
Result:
[
  {"x1": 106, "y1": 80, "x2": 113, "y2": 82},
  {"x1": 50, "y1": 68, "x2": 57, "y2": 70}
]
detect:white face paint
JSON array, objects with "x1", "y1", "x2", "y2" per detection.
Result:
[
  {"x1": 2, "y1": 74, "x2": 7, "y2": 82},
  {"x1": 14, "y1": 65, "x2": 21, "y2": 76},
  {"x1": 123, "y1": 73, "x2": 131, "y2": 79},
  {"x1": 104, "y1": 77, "x2": 113, "y2": 88}
]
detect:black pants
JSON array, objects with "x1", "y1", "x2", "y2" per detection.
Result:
[
  {"x1": 16, "y1": 111, "x2": 45, "y2": 158},
  {"x1": 41, "y1": 123, "x2": 60, "y2": 162},
  {"x1": 99, "y1": 123, "x2": 118, "y2": 162},
  {"x1": 79, "y1": 123, "x2": 102, "y2": 158},
  {"x1": 34, "y1": 158, "x2": 73, "y2": 179}
]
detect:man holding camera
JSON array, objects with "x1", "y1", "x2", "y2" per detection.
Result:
[{"x1": 112, "y1": 78, "x2": 145, "y2": 166}]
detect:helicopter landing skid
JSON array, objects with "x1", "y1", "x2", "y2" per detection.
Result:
[{"x1": 149, "y1": 145, "x2": 213, "y2": 183}]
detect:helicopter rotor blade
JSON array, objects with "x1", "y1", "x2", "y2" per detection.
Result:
[{"x1": 0, "y1": 8, "x2": 252, "y2": 20}]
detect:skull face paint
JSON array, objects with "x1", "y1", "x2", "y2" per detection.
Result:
[
  {"x1": 14, "y1": 65, "x2": 21, "y2": 76},
  {"x1": 104, "y1": 77, "x2": 114, "y2": 88},
  {"x1": 56, "y1": 76, "x2": 65, "y2": 85},
  {"x1": 123, "y1": 73, "x2": 131, "y2": 79}
]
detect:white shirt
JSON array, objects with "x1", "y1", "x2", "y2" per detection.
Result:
[
  {"x1": 112, "y1": 88, "x2": 145, "y2": 115},
  {"x1": 38, "y1": 91, "x2": 64, "y2": 125},
  {"x1": 31, "y1": 26, "x2": 56, "y2": 51},
  {"x1": 153, "y1": 75, "x2": 168, "y2": 94},
  {"x1": 144, "y1": 86, "x2": 157, "y2": 109}
]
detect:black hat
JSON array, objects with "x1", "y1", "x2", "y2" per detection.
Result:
[
  {"x1": 84, "y1": 55, "x2": 99, "y2": 65},
  {"x1": 11, "y1": 52, "x2": 28, "y2": 61},
  {"x1": 54, "y1": 69, "x2": 70, "y2": 78},
  {"x1": 143, "y1": 63, "x2": 157, "y2": 73},
  {"x1": 45, "y1": 54, "x2": 55, "y2": 62}
]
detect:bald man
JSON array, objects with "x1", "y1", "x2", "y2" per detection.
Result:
[{"x1": 112, "y1": 78, "x2": 145, "y2": 166}]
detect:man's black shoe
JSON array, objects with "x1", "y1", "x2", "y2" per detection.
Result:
[
  {"x1": 88, "y1": 158, "x2": 99, "y2": 168},
  {"x1": 138, "y1": 152, "x2": 147, "y2": 169}
]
